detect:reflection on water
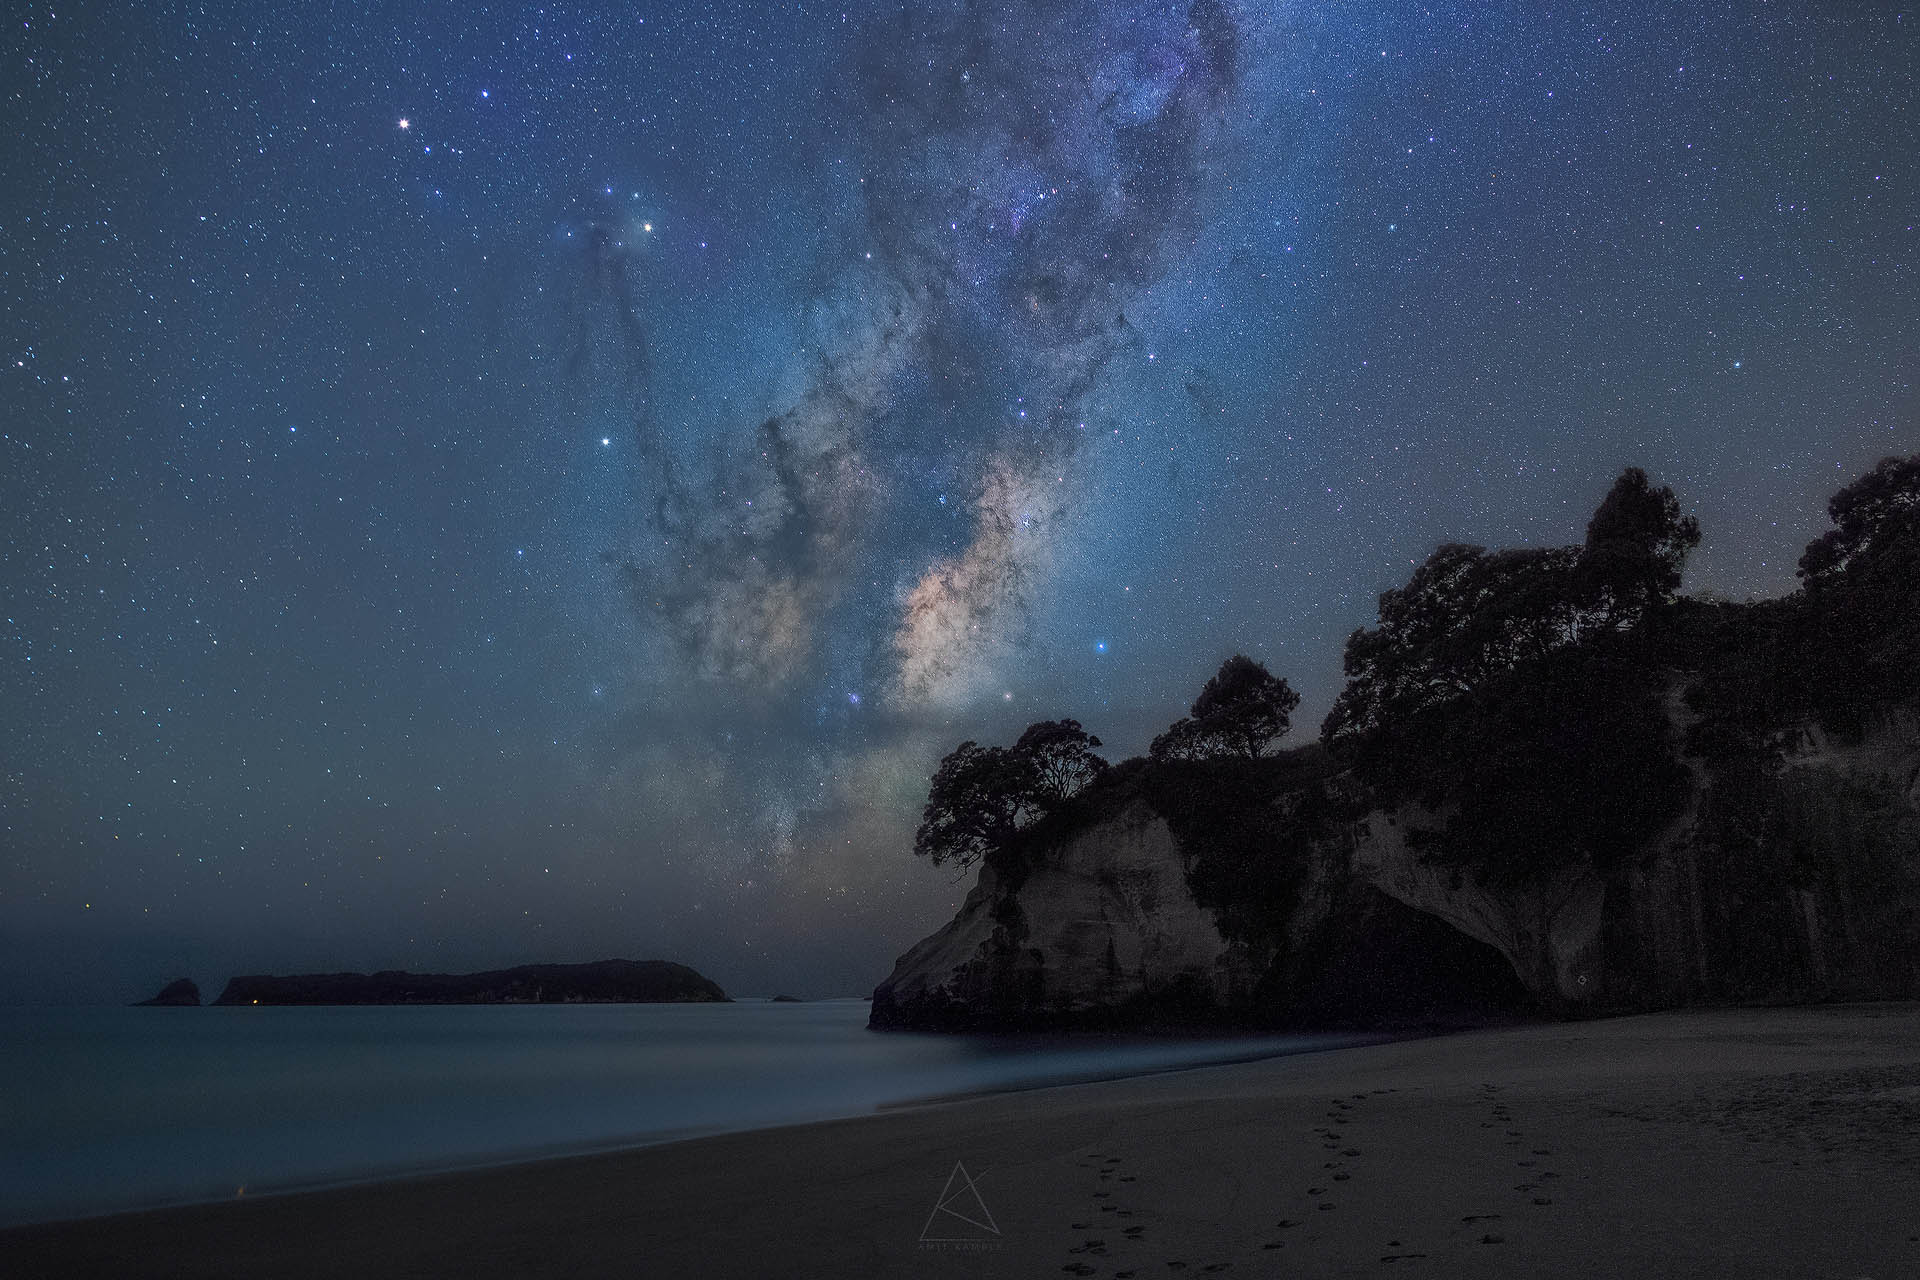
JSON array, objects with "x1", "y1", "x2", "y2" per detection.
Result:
[{"x1": 0, "y1": 1001, "x2": 1376, "y2": 1227}]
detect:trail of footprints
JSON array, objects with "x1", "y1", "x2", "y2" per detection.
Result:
[
  {"x1": 1261, "y1": 1089, "x2": 1406, "y2": 1258},
  {"x1": 1059, "y1": 1083, "x2": 1564, "y2": 1273},
  {"x1": 1270, "y1": 1083, "x2": 1565, "y2": 1266},
  {"x1": 1059, "y1": 1152, "x2": 1233, "y2": 1277},
  {"x1": 1393, "y1": 1083, "x2": 1562, "y2": 1259}
]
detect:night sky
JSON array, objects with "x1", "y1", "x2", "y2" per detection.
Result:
[{"x1": 3, "y1": 2, "x2": 1914, "y2": 1002}]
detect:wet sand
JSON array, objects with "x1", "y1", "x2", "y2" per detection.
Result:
[{"x1": 6, "y1": 1003, "x2": 1919, "y2": 1279}]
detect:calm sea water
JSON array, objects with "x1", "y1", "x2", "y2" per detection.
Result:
[{"x1": 0, "y1": 1001, "x2": 1373, "y2": 1228}]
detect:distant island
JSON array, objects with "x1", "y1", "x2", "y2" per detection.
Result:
[
  {"x1": 132, "y1": 978, "x2": 201, "y2": 1007},
  {"x1": 212, "y1": 959, "x2": 728, "y2": 1005}
]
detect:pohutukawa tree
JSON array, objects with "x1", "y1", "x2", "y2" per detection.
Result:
[
  {"x1": 1151, "y1": 655, "x2": 1300, "y2": 761},
  {"x1": 1012, "y1": 719, "x2": 1108, "y2": 803},
  {"x1": 1577, "y1": 466, "x2": 1703, "y2": 627},
  {"x1": 913, "y1": 720, "x2": 1109, "y2": 871},
  {"x1": 912, "y1": 742, "x2": 1033, "y2": 872},
  {"x1": 1796, "y1": 453, "x2": 1920, "y2": 587},
  {"x1": 1322, "y1": 467, "x2": 1700, "y2": 743}
]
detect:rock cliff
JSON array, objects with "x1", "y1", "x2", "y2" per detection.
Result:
[{"x1": 871, "y1": 704, "x2": 1920, "y2": 1031}]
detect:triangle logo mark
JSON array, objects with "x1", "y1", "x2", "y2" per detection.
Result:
[{"x1": 920, "y1": 1161, "x2": 1001, "y2": 1241}]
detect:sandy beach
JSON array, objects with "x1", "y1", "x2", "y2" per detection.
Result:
[{"x1": 6, "y1": 1002, "x2": 1919, "y2": 1279}]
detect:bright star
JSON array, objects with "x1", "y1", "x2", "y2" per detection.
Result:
[
  {"x1": 398, "y1": 118, "x2": 410, "y2": 130},
  {"x1": 600, "y1": 437, "x2": 611, "y2": 446},
  {"x1": 642, "y1": 222, "x2": 652, "y2": 232},
  {"x1": 1095, "y1": 641, "x2": 1108, "y2": 653}
]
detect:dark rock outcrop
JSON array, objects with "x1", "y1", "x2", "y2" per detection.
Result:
[
  {"x1": 213, "y1": 959, "x2": 728, "y2": 1006},
  {"x1": 877, "y1": 455, "x2": 1920, "y2": 1032},
  {"x1": 133, "y1": 978, "x2": 201, "y2": 1007},
  {"x1": 872, "y1": 704, "x2": 1920, "y2": 1031}
]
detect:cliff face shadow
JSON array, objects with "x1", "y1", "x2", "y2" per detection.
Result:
[{"x1": 1270, "y1": 887, "x2": 1537, "y2": 1032}]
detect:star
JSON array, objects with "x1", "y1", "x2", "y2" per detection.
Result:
[{"x1": 397, "y1": 118, "x2": 410, "y2": 130}]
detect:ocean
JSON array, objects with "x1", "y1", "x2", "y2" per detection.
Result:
[{"x1": 0, "y1": 1001, "x2": 1375, "y2": 1228}]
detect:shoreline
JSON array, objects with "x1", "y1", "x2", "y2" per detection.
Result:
[
  {"x1": 7, "y1": 1002, "x2": 1920, "y2": 1278},
  {"x1": 0, "y1": 1016, "x2": 1381, "y2": 1233}
]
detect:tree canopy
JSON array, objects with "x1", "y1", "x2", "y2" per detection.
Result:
[
  {"x1": 1151, "y1": 655, "x2": 1300, "y2": 760},
  {"x1": 1578, "y1": 466, "x2": 1703, "y2": 626},
  {"x1": 1790, "y1": 453, "x2": 1920, "y2": 718},
  {"x1": 1013, "y1": 718, "x2": 1108, "y2": 802},
  {"x1": 1323, "y1": 468, "x2": 1699, "y2": 743},
  {"x1": 913, "y1": 720, "x2": 1108, "y2": 871},
  {"x1": 1797, "y1": 454, "x2": 1920, "y2": 586}
]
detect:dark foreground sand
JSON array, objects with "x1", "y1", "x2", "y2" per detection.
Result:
[{"x1": 7, "y1": 1003, "x2": 1920, "y2": 1279}]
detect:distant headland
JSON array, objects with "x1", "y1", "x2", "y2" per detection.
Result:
[
  {"x1": 132, "y1": 978, "x2": 202, "y2": 1007},
  {"x1": 194, "y1": 959, "x2": 728, "y2": 1006}
]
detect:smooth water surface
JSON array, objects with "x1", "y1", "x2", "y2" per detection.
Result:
[{"x1": 0, "y1": 1001, "x2": 1375, "y2": 1227}]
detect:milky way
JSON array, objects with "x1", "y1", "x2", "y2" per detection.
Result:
[
  {"x1": 611, "y1": 0, "x2": 1264, "y2": 712},
  {"x1": 1, "y1": 1, "x2": 1912, "y2": 1001}
]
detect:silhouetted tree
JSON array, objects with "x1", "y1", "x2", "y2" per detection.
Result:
[
  {"x1": 1013, "y1": 719, "x2": 1108, "y2": 802},
  {"x1": 912, "y1": 742, "x2": 1036, "y2": 871},
  {"x1": 1792, "y1": 453, "x2": 1920, "y2": 719},
  {"x1": 1151, "y1": 655, "x2": 1299, "y2": 759},
  {"x1": 1323, "y1": 468, "x2": 1700, "y2": 743},
  {"x1": 1192, "y1": 655, "x2": 1301, "y2": 757},
  {"x1": 1149, "y1": 716, "x2": 1225, "y2": 761},
  {"x1": 1322, "y1": 544, "x2": 1583, "y2": 741},
  {"x1": 1578, "y1": 467, "x2": 1702, "y2": 626},
  {"x1": 1797, "y1": 454, "x2": 1920, "y2": 586},
  {"x1": 914, "y1": 721, "x2": 1111, "y2": 870}
]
